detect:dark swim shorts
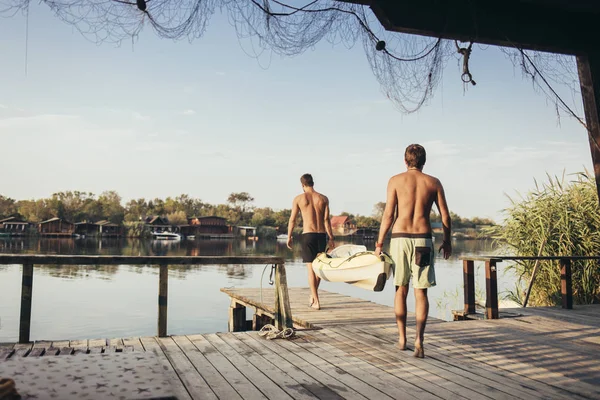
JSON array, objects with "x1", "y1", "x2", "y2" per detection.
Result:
[{"x1": 301, "y1": 233, "x2": 327, "y2": 263}]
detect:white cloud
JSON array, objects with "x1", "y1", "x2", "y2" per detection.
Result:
[
  {"x1": 0, "y1": 104, "x2": 7, "y2": 109},
  {"x1": 216, "y1": 71, "x2": 226, "y2": 76},
  {"x1": 180, "y1": 109, "x2": 196, "y2": 116},
  {"x1": 132, "y1": 112, "x2": 151, "y2": 121}
]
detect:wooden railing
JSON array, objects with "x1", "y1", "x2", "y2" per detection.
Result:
[
  {"x1": 0, "y1": 255, "x2": 289, "y2": 343},
  {"x1": 459, "y1": 256, "x2": 600, "y2": 320}
]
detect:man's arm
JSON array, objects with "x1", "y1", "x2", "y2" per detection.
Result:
[
  {"x1": 435, "y1": 180, "x2": 452, "y2": 259},
  {"x1": 287, "y1": 197, "x2": 299, "y2": 249},
  {"x1": 323, "y1": 197, "x2": 335, "y2": 249},
  {"x1": 375, "y1": 178, "x2": 397, "y2": 255}
]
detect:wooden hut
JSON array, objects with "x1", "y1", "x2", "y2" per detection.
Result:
[
  {"x1": 96, "y1": 220, "x2": 122, "y2": 237},
  {"x1": 74, "y1": 222, "x2": 99, "y2": 236},
  {"x1": 39, "y1": 218, "x2": 75, "y2": 237},
  {"x1": 0, "y1": 217, "x2": 30, "y2": 236},
  {"x1": 144, "y1": 216, "x2": 171, "y2": 233},
  {"x1": 187, "y1": 216, "x2": 232, "y2": 238}
]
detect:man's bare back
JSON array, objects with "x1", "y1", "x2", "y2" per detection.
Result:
[
  {"x1": 389, "y1": 170, "x2": 445, "y2": 235},
  {"x1": 293, "y1": 191, "x2": 329, "y2": 234}
]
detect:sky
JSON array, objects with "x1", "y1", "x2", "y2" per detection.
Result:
[{"x1": 0, "y1": 4, "x2": 592, "y2": 222}]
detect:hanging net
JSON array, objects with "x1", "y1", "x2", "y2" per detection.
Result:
[{"x1": 0, "y1": 0, "x2": 584, "y2": 119}]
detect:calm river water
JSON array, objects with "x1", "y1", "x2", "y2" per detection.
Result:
[{"x1": 0, "y1": 237, "x2": 514, "y2": 342}]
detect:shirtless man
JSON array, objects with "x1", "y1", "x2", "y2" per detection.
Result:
[
  {"x1": 374, "y1": 144, "x2": 452, "y2": 358},
  {"x1": 287, "y1": 173, "x2": 335, "y2": 310}
]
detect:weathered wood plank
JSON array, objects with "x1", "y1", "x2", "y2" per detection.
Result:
[
  {"x1": 0, "y1": 348, "x2": 15, "y2": 360},
  {"x1": 204, "y1": 333, "x2": 293, "y2": 399},
  {"x1": 157, "y1": 336, "x2": 217, "y2": 400},
  {"x1": 172, "y1": 335, "x2": 242, "y2": 400},
  {"x1": 237, "y1": 333, "x2": 344, "y2": 400},
  {"x1": 271, "y1": 335, "x2": 392, "y2": 399},
  {"x1": 28, "y1": 347, "x2": 45, "y2": 357},
  {"x1": 122, "y1": 337, "x2": 144, "y2": 351},
  {"x1": 325, "y1": 326, "x2": 492, "y2": 400},
  {"x1": 338, "y1": 325, "x2": 531, "y2": 400},
  {"x1": 187, "y1": 334, "x2": 266, "y2": 400},
  {"x1": 247, "y1": 332, "x2": 368, "y2": 400},
  {"x1": 219, "y1": 333, "x2": 319, "y2": 400},
  {"x1": 140, "y1": 336, "x2": 193, "y2": 400},
  {"x1": 289, "y1": 332, "x2": 425, "y2": 400}
]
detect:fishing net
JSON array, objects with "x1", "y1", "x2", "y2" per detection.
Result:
[{"x1": 0, "y1": 0, "x2": 584, "y2": 119}]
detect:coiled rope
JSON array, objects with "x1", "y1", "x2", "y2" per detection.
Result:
[{"x1": 258, "y1": 324, "x2": 295, "y2": 340}]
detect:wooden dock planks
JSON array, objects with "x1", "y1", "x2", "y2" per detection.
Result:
[{"x1": 1, "y1": 290, "x2": 599, "y2": 399}]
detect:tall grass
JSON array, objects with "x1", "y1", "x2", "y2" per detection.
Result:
[{"x1": 490, "y1": 171, "x2": 600, "y2": 306}]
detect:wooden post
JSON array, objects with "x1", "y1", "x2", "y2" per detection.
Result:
[
  {"x1": 19, "y1": 263, "x2": 34, "y2": 343},
  {"x1": 485, "y1": 260, "x2": 499, "y2": 319},
  {"x1": 577, "y1": 52, "x2": 600, "y2": 205},
  {"x1": 560, "y1": 258, "x2": 573, "y2": 310},
  {"x1": 252, "y1": 312, "x2": 271, "y2": 331},
  {"x1": 158, "y1": 265, "x2": 168, "y2": 337},
  {"x1": 463, "y1": 259, "x2": 476, "y2": 314},
  {"x1": 274, "y1": 264, "x2": 293, "y2": 330},
  {"x1": 228, "y1": 299, "x2": 246, "y2": 332}
]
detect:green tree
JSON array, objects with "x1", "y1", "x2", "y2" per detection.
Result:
[
  {"x1": 98, "y1": 191, "x2": 125, "y2": 224},
  {"x1": 0, "y1": 195, "x2": 17, "y2": 219},
  {"x1": 16, "y1": 199, "x2": 53, "y2": 223},
  {"x1": 125, "y1": 198, "x2": 149, "y2": 222},
  {"x1": 355, "y1": 215, "x2": 379, "y2": 227},
  {"x1": 227, "y1": 192, "x2": 254, "y2": 213},
  {"x1": 166, "y1": 210, "x2": 187, "y2": 225},
  {"x1": 372, "y1": 201, "x2": 386, "y2": 222}
]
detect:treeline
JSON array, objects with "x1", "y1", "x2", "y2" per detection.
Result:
[
  {"x1": 0, "y1": 191, "x2": 293, "y2": 231},
  {"x1": 0, "y1": 192, "x2": 494, "y2": 232}
]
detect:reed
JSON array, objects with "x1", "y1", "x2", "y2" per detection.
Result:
[{"x1": 490, "y1": 171, "x2": 600, "y2": 306}]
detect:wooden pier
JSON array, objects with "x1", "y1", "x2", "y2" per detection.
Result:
[{"x1": 2, "y1": 288, "x2": 600, "y2": 399}]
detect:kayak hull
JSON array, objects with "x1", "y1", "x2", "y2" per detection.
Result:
[{"x1": 312, "y1": 251, "x2": 394, "y2": 292}]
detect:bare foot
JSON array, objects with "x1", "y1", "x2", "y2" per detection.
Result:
[
  {"x1": 396, "y1": 343, "x2": 407, "y2": 351},
  {"x1": 413, "y1": 344, "x2": 424, "y2": 358},
  {"x1": 309, "y1": 297, "x2": 321, "y2": 310}
]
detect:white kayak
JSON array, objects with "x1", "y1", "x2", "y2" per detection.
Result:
[{"x1": 312, "y1": 245, "x2": 394, "y2": 292}]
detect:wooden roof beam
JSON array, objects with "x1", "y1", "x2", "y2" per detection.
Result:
[{"x1": 348, "y1": 0, "x2": 600, "y2": 55}]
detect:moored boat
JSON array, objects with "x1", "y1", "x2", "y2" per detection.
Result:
[{"x1": 152, "y1": 231, "x2": 181, "y2": 241}]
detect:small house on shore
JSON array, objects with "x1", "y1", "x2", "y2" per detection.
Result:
[
  {"x1": 0, "y1": 217, "x2": 30, "y2": 236},
  {"x1": 39, "y1": 218, "x2": 75, "y2": 236},
  {"x1": 74, "y1": 222, "x2": 98, "y2": 236},
  {"x1": 96, "y1": 220, "x2": 122, "y2": 237},
  {"x1": 145, "y1": 216, "x2": 171, "y2": 233},
  {"x1": 331, "y1": 215, "x2": 357, "y2": 237},
  {"x1": 188, "y1": 216, "x2": 231, "y2": 236}
]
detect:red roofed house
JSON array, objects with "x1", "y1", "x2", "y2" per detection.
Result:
[{"x1": 330, "y1": 215, "x2": 356, "y2": 237}]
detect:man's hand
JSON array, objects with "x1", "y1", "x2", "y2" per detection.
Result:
[
  {"x1": 286, "y1": 237, "x2": 293, "y2": 250},
  {"x1": 328, "y1": 238, "x2": 335, "y2": 251},
  {"x1": 374, "y1": 242, "x2": 383, "y2": 256},
  {"x1": 438, "y1": 241, "x2": 452, "y2": 260}
]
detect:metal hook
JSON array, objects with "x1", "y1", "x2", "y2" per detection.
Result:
[{"x1": 268, "y1": 264, "x2": 275, "y2": 285}]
